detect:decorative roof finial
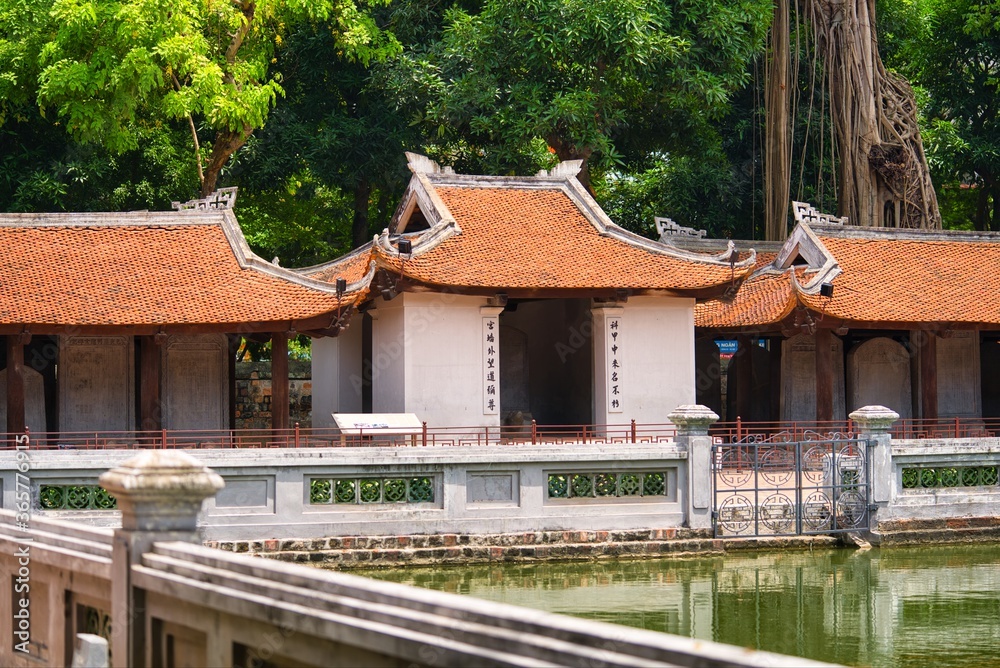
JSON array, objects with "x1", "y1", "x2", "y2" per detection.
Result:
[{"x1": 171, "y1": 187, "x2": 238, "y2": 211}]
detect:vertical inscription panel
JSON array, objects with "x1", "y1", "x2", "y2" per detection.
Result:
[
  {"x1": 163, "y1": 334, "x2": 228, "y2": 431},
  {"x1": 607, "y1": 316, "x2": 623, "y2": 413},
  {"x1": 59, "y1": 336, "x2": 133, "y2": 433},
  {"x1": 483, "y1": 312, "x2": 499, "y2": 415}
]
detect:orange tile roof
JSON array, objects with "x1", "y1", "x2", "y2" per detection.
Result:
[
  {"x1": 299, "y1": 242, "x2": 375, "y2": 285},
  {"x1": 695, "y1": 271, "x2": 797, "y2": 328},
  {"x1": 374, "y1": 183, "x2": 752, "y2": 294},
  {"x1": 0, "y1": 212, "x2": 350, "y2": 328},
  {"x1": 696, "y1": 225, "x2": 1000, "y2": 329},
  {"x1": 800, "y1": 234, "x2": 1000, "y2": 325}
]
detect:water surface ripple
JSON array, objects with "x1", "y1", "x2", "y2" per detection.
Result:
[{"x1": 358, "y1": 546, "x2": 1000, "y2": 667}]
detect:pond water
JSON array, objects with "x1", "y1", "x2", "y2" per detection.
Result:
[{"x1": 357, "y1": 546, "x2": 1000, "y2": 667}]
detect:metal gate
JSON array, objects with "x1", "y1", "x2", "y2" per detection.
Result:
[{"x1": 711, "y1": 433, "x2": 871, "y2": 537}]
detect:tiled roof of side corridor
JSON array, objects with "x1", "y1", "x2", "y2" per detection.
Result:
[
  {"x1": 361, "y1": 154, "x2": 757, "y2": 296},
  {"x1": 0, "y1": 210, "x2": 353, "y2": 328},
  {"x1": 696, "y1": 223, "x2": 1000, "y2": 329},
  {"x1": 297, "y1": 241, "x2": 376, "y2": 290}
]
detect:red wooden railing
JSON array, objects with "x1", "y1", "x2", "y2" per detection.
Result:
[
  {"x1": 2, "y1": 416, "x2": 997, "y2": 450},
  {"x1": 0, "y1": 421, "x2": 679, "y2": 450}
]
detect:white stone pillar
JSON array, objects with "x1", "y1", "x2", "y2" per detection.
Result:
[
  {"x1": 849, "y1": 405, "x2": 899, "y2": 511},
  {"x1": 592, "y1": 303, "x2": 625, "y2": 429},
  {"x1": 100, "y1": 452, "x2": 224, "y2": 667},
  {"x1": 669, "y1": 404, "x2": 720, "y2": 530}
]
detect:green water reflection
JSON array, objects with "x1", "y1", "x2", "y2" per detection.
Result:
[{"x1": 357, "y1": 546, "x2": 1000, "y2": 667}]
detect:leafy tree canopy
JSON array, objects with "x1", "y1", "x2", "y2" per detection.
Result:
[
  {"x1": 1, "y1": 0, "x2": 399, "y2": 196},
  {"x1": 405, "y1": 0, "x2": 771, "y2": 190},
  {"x1": 881, "y1": 0, "x2": 1000, "y2": 229}
]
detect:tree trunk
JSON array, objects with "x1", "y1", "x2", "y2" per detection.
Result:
[
  {"x1": 805, "y1": 0, "x2": 941, "y2": 229},
  {"x1": 353, "y1": 178, "x2": 372, "y2": 249},
  {"x1": 975, "y1": 185, "x2": 989, "y2": 231},
  {"x1": 547, "y1": 134, "x2": 595, "y2": 194},
  {"x1": 765, "y1": 0, "x2": 792, "y2": 241},
  {"x1": 201, "y1": 124, "x2": 253, "y2": 197}
]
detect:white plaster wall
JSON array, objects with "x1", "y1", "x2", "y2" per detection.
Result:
[
  {"x1": 620, "y1": 296, "x2": 697, "y2": 425},
  {"x1": 310, "y1": 323, "x2": 364, "y2": 429},
  {"x1": 311, "y1": 337, "x2": 339, "y2": 429},
  {"x1": 401, "y1": 293, "x2": 496, "y2": 428},
  {"x1": 338, "y1": 319, "x2": 364, "y2": 415},
  {"x1": 371, "y1": 296, "x2": 406, "y2": 413}
]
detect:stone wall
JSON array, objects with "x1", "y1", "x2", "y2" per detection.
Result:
[
  {"x1": 235, "y1": 360, "x2": 311, "y2": 429},
  {"x1": 0, "y1": 443, "x2": 689, "y2": 542}
]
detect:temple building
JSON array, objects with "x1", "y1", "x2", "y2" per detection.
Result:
[
  {"x1": 0, "y1": 192, "x2": 367, "y2": 438},
  {"x1": 306, "y1": 153, "x2": 755, "y2": 430},
  {"x1": 693, "y1": 203, "x2": 1000, "y2": 428}
]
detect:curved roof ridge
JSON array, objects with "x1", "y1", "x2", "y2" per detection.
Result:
[
  {"x1": 296, "y1": 241, "x2": 374, "y2": 276},
  {"x1": 0, "y1": 210, "x2": 224, "y2": 228}
]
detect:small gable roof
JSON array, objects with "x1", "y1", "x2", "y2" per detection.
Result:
[
  {"x1": 696, "y1": 218, "x2": 1000, "y2": 330},
  {"x1": 310, "y1": 154, "x2": 757, "y2": 299}
]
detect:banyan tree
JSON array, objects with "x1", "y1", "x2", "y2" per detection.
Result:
[{"x1": 764, "y1": 0, "x2": 941, "y2": 240}]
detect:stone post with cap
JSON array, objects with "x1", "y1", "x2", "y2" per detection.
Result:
[
  {"x1": 848, "y1": 405, "x2": 899, "y2": 528},
  {"x1": 100, "y1": 451, "x2": 224, "y2": 668},
  {"x1": 669, "y1": 405, "x2": 720, "y2": 530}
]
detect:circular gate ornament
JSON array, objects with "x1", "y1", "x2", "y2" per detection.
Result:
[
  {"x1": 718, "y1": 494, "x2": 754, "y2": 535},
  {"x1": 802, "y1": 491, "x2": 833, "y2": 531},
  {"x1": 759, "y1": 493, "x2": 795, "y2": 533},
  {"x1": 836, "y1": 490, "x2": 867, "y2": 529},
  {"x1": 718, "y1": 448, "x2": 753, "y2": 488},
  {"x1": 803, "y1": 446, "x2": 830, "y2": 485},
  {"x1": 759, "y1": 447, "x2": 794, "y2": 487}
]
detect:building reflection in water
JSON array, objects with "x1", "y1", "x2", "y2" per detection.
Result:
[{"x1": 359, "y1": 546, "x2": 1000, "y2": 668}]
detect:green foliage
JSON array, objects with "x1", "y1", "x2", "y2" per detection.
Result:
[
  {"x1": 598, "y1": 151, "x2": 754, "y2": 239},
  {"x1": 1, "y1": 117, "x2": 199, "y2": 212},
  {"x1": 884, "y1": 0, "x2": 1000, "y2": 229},
  {"x1": 406, "y1": 0, "x2": 770, "y2": 182},
  {"x1": 1, "y1": 0, "x2": 400, "y2": 202},
  {"x1": 233, "y1": 20, "x2": 416, "y2": 251},
  {"x1": 236, "y1": 175, "x2": 354, "y2": 266},
  {"x1": 32, "y1": 0, "x2": 394, "y2": 143}
]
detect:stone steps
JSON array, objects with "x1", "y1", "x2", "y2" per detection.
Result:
[
  {"x1": 209, "y1": 530, "x2": 840, "y2": 569},
  {"x1": 875, "y1": 517, "x2": 1000, "y2": 546}
]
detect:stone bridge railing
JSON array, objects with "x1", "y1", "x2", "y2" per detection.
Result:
[{"x1": 0, "y1": 451, "x2": 837, "y2": 668}]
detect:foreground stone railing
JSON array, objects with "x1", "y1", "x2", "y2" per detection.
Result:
[{"x1": 0, "y1": 451, "x2": 837, "y2": 667}]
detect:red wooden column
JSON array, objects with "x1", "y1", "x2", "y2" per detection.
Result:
[
  {"x1": 271, "y1": 332, "x2": 289, "y2": 433},
  {"x1": 6, "y1": 334, "x2": 25, "y2": 435},
  {"x1": 228, "y1": 335, "x2": 239, "y2": 431},
  {"x1": 735, "y1": 335, "x2": 754, "y2": 420},
  {"x1": 139, "y1": 335, "x2": 162, "y2": 431},
  {"x1": 815, "y1": 329, "x2": 835, "y2": 423},
  {"x1": 919, "y1": 330, "x2": 939, "y2": 421}
]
